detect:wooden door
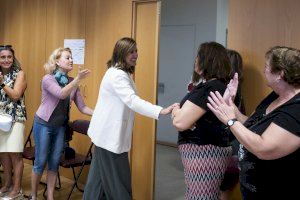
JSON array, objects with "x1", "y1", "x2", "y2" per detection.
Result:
[
  {"x1": 228, "y1": 0, "x2": 300, "y2": 114},
  {"x1": 131, "y1": 1, "x2": 161, "y2": 199}
]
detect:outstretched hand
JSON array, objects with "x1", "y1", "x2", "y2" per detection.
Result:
[
  {"x1": 223, "y1": 73, "x2": 239, "y2": 104},
  {"x1": 77, "y1": 66, "x2": 91, "y2": 80},
  {"x1": 207, "y1": 91, "x2": 236, "y2": 125},
  {"x1": 160, "y1": 103, "x2": 180, "y2": 115}
]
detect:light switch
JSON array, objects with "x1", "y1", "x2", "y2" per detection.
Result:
[{"x1": 158, "y1": 82, "x2": 164, "y2": 94}]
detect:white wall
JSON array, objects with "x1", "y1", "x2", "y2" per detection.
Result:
[
  {"x1": 157, "y1": 0, "x2": 228, "y2": 144},
  {"x1": 217, "y1": 0, "x2": 228, "y2": 46}
]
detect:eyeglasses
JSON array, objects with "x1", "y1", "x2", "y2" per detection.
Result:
[{"x1": 0, "y1": 45, "x2": 12, "y2": 48}]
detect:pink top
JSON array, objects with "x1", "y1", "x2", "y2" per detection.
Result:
[{"x1": 36, "y1": 74, "x2": 86, "y2": 121}]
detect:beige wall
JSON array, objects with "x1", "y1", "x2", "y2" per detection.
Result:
[
  {"x1": 228, "y1": 0, "x2": 300, "y2": 114},
  {"x1": 227, "y1": 1, "x2": 300, "y2": 199}
]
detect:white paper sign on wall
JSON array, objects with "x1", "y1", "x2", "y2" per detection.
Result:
[{"x1": 64, "y1": 39, "x2": 85, "y2": 65}]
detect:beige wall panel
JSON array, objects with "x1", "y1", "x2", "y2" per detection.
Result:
[
  {"x1": 0, "y1": 0, "x2": 47, "y2": 136},
  {"x1": 131, "y1": 1, "x2": 160, "y2": 200},
  {"x1": 45, "y1": 0, "x2": 67, "y2": 55},
  {"x1": 84, "y1": 0, "x2": 132, "y2": 107},
  {"x1": 0, "y1": 0, "x2": 6, "y2": 42},
  {"x1": 228, "y1": 0, "x2": 300, "y2": 114},
  {"x1": 228, "y1": 1, "x2": 300, "y2": 199}
]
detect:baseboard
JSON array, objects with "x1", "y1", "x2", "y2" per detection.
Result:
[{"x1": 156, "y1": 140, "x2": 178, "y2": 148}]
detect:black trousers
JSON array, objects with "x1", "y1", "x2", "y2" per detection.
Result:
[{"x1": 83, "y1": 146, "x2": 132, "y2": 200}]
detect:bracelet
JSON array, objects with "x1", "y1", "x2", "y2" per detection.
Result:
[{"x1": 0, "y1": 83, "x2": 5, "y2": 89}]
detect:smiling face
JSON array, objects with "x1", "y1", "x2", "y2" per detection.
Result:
[
  {"x1": 0, "y1": 50, "x2": 14, "y2": 70},
  {"x1": 125, "y1": 45, "x2": 138, "y2": 67},
  {"x1": 57, "y1": 50, "x2": 73, "y2": 73}
]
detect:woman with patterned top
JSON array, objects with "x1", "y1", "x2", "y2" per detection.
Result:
[
  {"x1": 0, "y1": 45, "x2": 27, "y2": 200},
  {"x1": 29, "y1": 47, "x2": 93, "y2": 200},
  {"x1": 207, "y1": 46, "x2": 300, "y2": 199},
  {"x1": 171, "y1": 42, "x2": 232, "y2": 200}
]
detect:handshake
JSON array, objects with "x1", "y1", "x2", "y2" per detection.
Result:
[{"x1": 159, "y1": 103, "x2": 180, "y2": 116}]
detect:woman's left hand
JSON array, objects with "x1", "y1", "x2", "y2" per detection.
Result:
[{"x1": 207, "y1": 91, "x2": 236, "y2": 125}]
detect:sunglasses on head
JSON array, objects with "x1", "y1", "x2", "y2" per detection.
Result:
[{"x1": 0, "y1": 45, "x2": 12, "y2": 48}]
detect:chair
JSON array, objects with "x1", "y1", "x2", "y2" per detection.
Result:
[
  {"x1": 22, "y1": 126, "x2": 35, "y2": 165},
  {"x1": 59, "y1": 119, "x2": 93, "y2": 200},
  {"x1": 22, "y1": 120, "x2": 93, "y2": 199}
]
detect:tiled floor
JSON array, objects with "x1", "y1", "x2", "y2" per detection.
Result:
[{"x1": 155, "y1": 144, "x2": 185, "y2": 200}]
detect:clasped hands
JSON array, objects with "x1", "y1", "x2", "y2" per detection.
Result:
[{"x1": 160, "y1": 103, "x2": 180, "y2": 115}]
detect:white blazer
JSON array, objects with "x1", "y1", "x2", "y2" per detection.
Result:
[{"x1": 88, "y1": 67, "x2": 162, "y2": 154}]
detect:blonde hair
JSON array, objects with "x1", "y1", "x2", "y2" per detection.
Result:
[{"x1": 44, "y1": 47, "x2": 72, "y2": 74}]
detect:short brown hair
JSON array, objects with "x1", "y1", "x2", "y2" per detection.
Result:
[
  {"x1": 107, "y1": 37, "x2": 137, "y2": 74},
  {"x1": 266, "y1": 46, "x2": 300, "y2": 87},
  {"x1": 197, "y1": 42, "x2": 231, "y2": 83}
]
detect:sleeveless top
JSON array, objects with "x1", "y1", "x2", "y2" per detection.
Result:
[{"x1": 0, "y1": 69, "x2": 27, "y2": 123}]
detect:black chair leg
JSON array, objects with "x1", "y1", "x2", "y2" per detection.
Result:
[
  {"x1": 71, "y1": 167, "x2": 84, "y2": 192},
  {"x1": 67, "y1": 144, "x2": 93, "y2": 200},
  {"x1": 67, "y1": 163, "x2": 86, "y2": 200}
]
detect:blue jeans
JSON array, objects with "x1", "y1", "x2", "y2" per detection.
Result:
[{"x1": 33, "y1": 120, "x2": 65, "y2": 174}]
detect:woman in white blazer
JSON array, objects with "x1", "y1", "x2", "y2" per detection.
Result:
[{"x1": 84, "y1": 37, "x2": 177, "y2": 200}]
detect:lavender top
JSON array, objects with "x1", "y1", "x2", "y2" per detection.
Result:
[{"x1": 36, "y1": 74, "x2": 86, "y2": 121}]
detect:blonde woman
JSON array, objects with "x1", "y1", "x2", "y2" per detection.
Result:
[{"x1": 29, "y1": 47, "x2": 93, "y2": 200}]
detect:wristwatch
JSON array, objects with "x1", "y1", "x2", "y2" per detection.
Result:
[{"x1": 227, "y1": 118, "x2": 238, "y2": 127}]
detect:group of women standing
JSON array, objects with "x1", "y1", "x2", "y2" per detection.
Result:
[
  {"x1": 171, "y1": 42, "x2": 300, "y2": 200},
  {"x1": 0, "y1": 38, "x2": 299, "y2": 200}
]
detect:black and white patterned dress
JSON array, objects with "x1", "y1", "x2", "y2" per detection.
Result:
[{"x1": 0, "y1": 69, "x2": 26, "y2": 152}]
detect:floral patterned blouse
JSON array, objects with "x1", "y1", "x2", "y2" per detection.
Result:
[{"x1": 0, "y1": 69, "x2": 26, "y2": 123}]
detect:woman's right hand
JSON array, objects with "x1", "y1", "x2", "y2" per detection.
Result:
[{"x1": 160, "y1": 103, "x2": 180, "y2": 115}]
